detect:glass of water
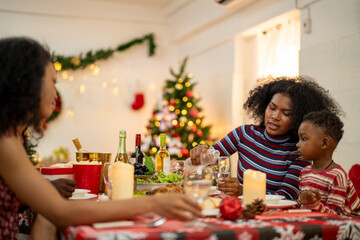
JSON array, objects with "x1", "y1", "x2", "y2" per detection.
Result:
[{"x1": 213, "y1": 156, "x2": 231, "y2": 198}]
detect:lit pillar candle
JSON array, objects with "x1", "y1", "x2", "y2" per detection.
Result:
[
  {"x1": 112, "y1": 161, "x2": 134, "y2": 200},
  {"x1": 242, "y1": 169, "x2": 266, "y2": 205}
]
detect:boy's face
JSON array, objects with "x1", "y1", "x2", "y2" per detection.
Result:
[{"x1": 296, "y1": 121, "x2": 324, "y2": 161}]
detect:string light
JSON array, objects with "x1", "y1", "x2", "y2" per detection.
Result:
[
  {"x1": 178, "y1": 78, "x2": 183, "y2": 83},
  {"x1": 172, "y1": 120, "x2": 178, "y2": 125},
  {"x1": 175, "y1": 109, "x2": 180, "y2": 114},
  {"x1": 175, "y1": 99, "x2": 180, "y2": 104},
  {"x1": 80, "y1": 84, "x2": 85, "y2": 94},
  {"x1": 53, "y1": 62, "x2": 62, "y2": 71},
  {"x1": 194, "y1": 93, "x2": 199, "y2": 99},
  {"x1": 113, "y1": 87, "x2": 118, "y2": 96},
  {"x1": 177, "y1": 153, "x2": 182, "y2": 158},
  {"x1": 200, "y1": 140, "x2": 205, "y2": 145},
  {"x1": 155, "y1": 121, "x2": 160, "y2": 127},
  {"x1": 181, "y1": 109, "x2": 187, "y2": 115},
  {"x1": 155, "y1": 115, "x2": 162, "y2": 121},
  {"x1": 180, "y1": 122, "x2": 185, "y2": 127},
  {"x1": 187, "y1": 102, "x2": 192, "y2": 108},
  {"x1": 188, "y1": 73, "x2": 193, "y2": 79},
  {"x1": 69, "y1": 76, "x2": 74, "y2": 81},
  {"x1": 182, "y1": 96, "x2": 188, "y2": 102},
  {"x1": 185, "y1": 82, "x2": 190, "y2": 87},
  {"x1": 192, "y1": 142, "x2": 198, "y2": 147},
  {"x1": 169, "y1": 106, "x2": 175, "y2": 111},
  {"x1": 62, "y1": 71, "x2": 69, "y2": 80},
  {"x1": 196, "y1": 119, "x2": 201, "y2": 125},
  {"x1": 188, "y1": 121, "x2": 194, "y2": 126},
  {"x1": 175, "y1": 83, "x2": 183, "y2": 90}
]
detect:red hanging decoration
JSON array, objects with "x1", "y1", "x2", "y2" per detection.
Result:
[{"x1": 131, "y1": 92, "x2": 145, "y2": 110}]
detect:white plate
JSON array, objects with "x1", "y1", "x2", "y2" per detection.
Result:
[
  {"x1": 238, "y1": 195, "x2": 285, "y2": 204},
  {"x1": 72, "y1": 189, "x2": 90, "y2": 198},
  {"x1": 266, "y1": 200, "x2": 298, "y2": 209},
  {"x1": 136, "y1": 182, "x2": 182, "y2": 191},
  {"x1": 202, "y1": 209, "x2": 220, "y2": 217},
  {"x1": 69, "y1": 193, "x2": 97, "y2": 200}
]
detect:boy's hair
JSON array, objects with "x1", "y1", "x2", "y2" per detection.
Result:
[
  {"x1": 303, "y1": 110, "x2": 344, "y2": 143},
  {"x1": 243, "y1": 76, "x2": 343, "y2": 141}
]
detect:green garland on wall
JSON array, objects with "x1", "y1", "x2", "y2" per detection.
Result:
[{"x1": 52, "y1": 33, "x2": 156, "y2": 71}]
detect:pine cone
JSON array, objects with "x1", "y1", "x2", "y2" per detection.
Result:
[
  {"x1": 242, "y1": 204, "x2": 257, "y2": 219},
  {"x1": 253, "y1": 198, "x2": 266, "y2": 214}
]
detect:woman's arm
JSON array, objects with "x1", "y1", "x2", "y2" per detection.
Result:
[
  {"x1": 268, "y1": 158, "x2": 310, "y2": 200},
  {"x1": 0, "y1": 135, "x2": 201, "y2": 227}
]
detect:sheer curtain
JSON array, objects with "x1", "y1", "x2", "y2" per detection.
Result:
[{"x1": 257, "y1": 17, "x2": 300, "y2": 78}]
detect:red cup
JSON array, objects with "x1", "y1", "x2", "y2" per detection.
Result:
[{"x1": 73, "y1": 164, "x2": 102, "y2": 194}]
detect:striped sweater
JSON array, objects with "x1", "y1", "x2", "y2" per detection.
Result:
[
  {"x1": 211, "y1": 125, "x2": 309, "y2": 200},
  {"x1": 299, "y1": 165, "x2": 360, "y2": 216}
]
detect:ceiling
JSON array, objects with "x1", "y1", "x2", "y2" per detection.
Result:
[{"x1": 91, "y1": 0, "x2": 175, "y2": 8}]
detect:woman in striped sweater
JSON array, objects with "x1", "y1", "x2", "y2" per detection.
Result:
[
  {"x1": 297, "y1": 111, "x2": 360, "y2": 216},
  {"x1": 190, "y1": 76, "x2": 342, "y2": 200}
]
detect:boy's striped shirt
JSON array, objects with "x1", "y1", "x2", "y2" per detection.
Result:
[
  {"x1": 211, "y1": 124, "x2": 309, "y2": 200},
  {"x1": 299, "y1": 165, "x2": 360, "y2": 216}
]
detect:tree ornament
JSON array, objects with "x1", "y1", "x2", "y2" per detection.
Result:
[
  {"x1": 169, "y1": 100, "x2": 176, "y2": 106},
  {"x1": 219, "y1": 197, "x2": 243, "y2": 221},
  {"x1": 181, "y1": 148, "x2": 189, "y2": 156},
  {"x1": 197, "y1": 130, "x2": 204, "y2": 138},
  {"x1": 186, "y1": 91, "x2": 193, "y2": 98},
  {"x1": 189, "y1": 109, "x2": 199, "y2": 118}
]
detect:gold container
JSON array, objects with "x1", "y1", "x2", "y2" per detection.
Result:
[{"x1": 76, "y1": 152, "x2": 112, "y2": 193}]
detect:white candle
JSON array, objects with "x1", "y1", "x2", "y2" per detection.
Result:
[
  {"x1": 112, "y1": 162, "x2": 134, "y2": 200},
  {"x1": 242, "y1": 169, "x2": 266, "y2": 205}
]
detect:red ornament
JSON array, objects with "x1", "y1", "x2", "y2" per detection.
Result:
[
  {"x1": 181, "y1": 148, "x2": 189, "y2": 156},
  {"x1": 191, "y1": 126, "x2": 197, "y2": 132},
  {"x1": 131, "y1": 92, "x2": 145, "y2": 110},
  {"x1": 186, "y1": 91, "x2": 193, "y2": 98},
  {"x1": 219, "y1": 196, "x2": 243, "y2": 221},
  {"x1": 169, "y1": 100, "x2": 176, "y2": 106},
  {"x1": 197, "y1": 130, "x2": 203, "y2": 138},
  {"x1": 189, "y1": 109, "x2": 199, "y2": 118}
]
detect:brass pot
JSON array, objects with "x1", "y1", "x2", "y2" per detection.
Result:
[{"x1": 76, "y1": 152, "x2": 112, "y2": 193}]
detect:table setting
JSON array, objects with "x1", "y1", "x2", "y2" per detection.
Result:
[{"x1": 59, "y1": 152, "x2": 360, "y2": 240}]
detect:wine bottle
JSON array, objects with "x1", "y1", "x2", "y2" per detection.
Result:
[
  {"x1": 131, "y1": 134, "x2": 144, "y2": 165},
  {"x1": 155, "y1": 133, "x2": 170, "y2": 174},
  {"x1": 115, "y1": 130, "x2": 128, "y2": 163},
  {"x1": 72, "y1": 137, "x2": 88, "y2": 152}
]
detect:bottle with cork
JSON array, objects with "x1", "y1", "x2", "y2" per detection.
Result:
[{"x1": 115, "y1": 130, "x2": 128, "y2": 163}]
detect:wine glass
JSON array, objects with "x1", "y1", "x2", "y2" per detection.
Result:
[
  {"x1": 103, "y1": 163, "x2": 113, "y2": 196},
  {"x1": 212, "y1": 156, "x2": 231, "y2": 198}
]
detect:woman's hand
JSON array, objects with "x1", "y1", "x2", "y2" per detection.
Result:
[
  {"x1": 217, "y1": 177, "x2": 243, "y2": 196},
  {"x1": 299, "y1": 190, "x2": 321, "y2": 205},
  {"x1": 149, "y1": 194, "x2": 202, "y2": 221},
  {"x1": 50, "y1": 178, "x2": 77, "y2": 198},
  {"x1": 189, "y1": 145, "x2": 208, "y2": 165}
]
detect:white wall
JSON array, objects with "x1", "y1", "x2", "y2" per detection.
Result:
[
  {"x1": 299, "y1": 0, "x2": 360, "y2": 171},
  {"x1": 0, "y1": 0, "x2": 172, "y2": 161}
]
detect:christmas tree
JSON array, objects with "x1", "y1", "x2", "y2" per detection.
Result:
[{"x1": 142, "y1": 58, "x2": 214, "y2": 160}]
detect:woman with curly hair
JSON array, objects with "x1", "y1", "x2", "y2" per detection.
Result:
[
  {"x1": 190, "y1": 76, "x2": 342, "y2": 200},
  {"x1": 0, "y1": 37, "x2": 201, "y2": 239}
]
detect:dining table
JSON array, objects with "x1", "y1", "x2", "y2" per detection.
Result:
[{"x1": 62, "y1": 209, "x2": 360, "y2": 240}]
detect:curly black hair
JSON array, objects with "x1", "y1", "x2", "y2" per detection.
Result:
[
  {"x1": 243, "y1": 76, "x2": 342, "y2": 141},
  {"x1": 0, "y1": 37, "x2": 51, "y2": 136},
  {"x1": 303, "y1": 110, "x2": 344, "y2": 143}
]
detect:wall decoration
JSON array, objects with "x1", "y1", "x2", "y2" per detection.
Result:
[{"x1": 52, "y1": 33, "x2": 156, "y2": 71}]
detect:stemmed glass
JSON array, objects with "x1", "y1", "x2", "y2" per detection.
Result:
[
  {"x1": 103, "y1": 163, "x2": 113, "y2": 197},
  {"x1": 184, "y1": 166, "x2": 213, "y2": 226},
  {"x1": 212, "y1": 156, "x2": 231, "y2": 198}
]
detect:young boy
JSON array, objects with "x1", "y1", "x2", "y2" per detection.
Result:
[{"x1": 296, "y1": 110, "x2": 360, "y2": 216}]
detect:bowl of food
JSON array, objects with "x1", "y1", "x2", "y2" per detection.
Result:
[{"x1": 264, "y1": 195, "x2": 285, "y2": 204}]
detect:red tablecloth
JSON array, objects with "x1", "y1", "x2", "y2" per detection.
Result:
[{"x1": 63, "y1": 213, "x2": 360, "y2": 240}]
